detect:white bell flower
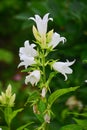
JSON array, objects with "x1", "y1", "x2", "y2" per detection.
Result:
[
  {"x1": 25, "y1": 70, "x2": 40, "y2": 85},
  {"x1": 52, "y1": 60, "x2": 75, "y2": 80},
  {"x1": 29, "y1": 13, "x2": 53, "y2": 37},
  {"x1": 18, "y1": 40, "x2": 38, "y2": 68},
  {"x1": 48, "y1": 32, "x2": 66, "y2": 48}
]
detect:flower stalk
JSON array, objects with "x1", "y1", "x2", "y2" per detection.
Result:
[
  {"x1": 18, "y1": 13, "x2": 76, "y2": 130},
  {"x1": 42, "y1": 49, "x2": 46, "y2": 84}
]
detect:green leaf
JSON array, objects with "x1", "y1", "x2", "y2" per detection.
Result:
[
  {"x1": 74, "y1": 118, "x2": 87, "y2": 130},
  {"x1": 24, "y1": 128, "x2": 29, "y2": 130},
  {"x1": 4, "y1": 108, "x2": 23, "y2": 126},
  {"x1": 16, "y1": 122, "x2": 33, "y2": 130},
  {"x1": 35, "y1": 113, "x2": 44, "y2": 123},
  {"x1": 34, "y1": 100, "x2": 46, "y2": 123},
  {"x1": 10, "y1": 108, "x2": 23, "y2": 122},
  {"x1": 38, "y1": 100, "x2": 46, "y2": 113},
  {"x1": 4, "y1": 107, "x2": 12, "y2": 125},
  {"x1": 25, "y1": 90, "x2": 40, "y2": 105},
  {"x1": 48, "y1": 86, "x2": 79, "y2": 106},
  {"x1": 80, "y1": 113, "x2": 87, "y2": 117},
  {"x1": 60, "y1": 124, "x2": 82, "y2": 130},
  {"x1": 61, "y1": 109, "x2": 69, "y2": 120}
]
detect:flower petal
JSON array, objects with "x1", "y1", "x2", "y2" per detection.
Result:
[
  {"x1": 25, "y1": 70, "x2": 40, "y2": 85},
  {"x1": 29, "y1": 13, "x2": 53, "y2": 36},
  {"x1": 48, "y1": 32, "x2": 66, "y2": 48},
  {"x1": 52, "y1": 60, "x2": 75, "y2": 80}
]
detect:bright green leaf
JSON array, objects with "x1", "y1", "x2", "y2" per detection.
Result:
[
  {"x1": 60, "y1": 124, "x2": 82, "y2": 130},
  {"x1": 74, "y1": 118, "x2": 87, "y2": 130},
  {"x1": 25, "y1": 90, "x2": 40, "y2": 105},
  {"x1": 38, "y1": 100, "x2": 46, "y2": 113},
  {"x1": 16, "y1": 122, "x2": 33, "y2": 130},
  {"x1": 11, "y1": 108, "x2": 23, "y2": 121},
  {"x1": 48, "y1": 86, "x2": 79, "y2": 106}
]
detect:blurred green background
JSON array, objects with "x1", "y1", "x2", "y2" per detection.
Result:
[{"x1": 0, "y1": 0, "x2": 87, "y2": 129}]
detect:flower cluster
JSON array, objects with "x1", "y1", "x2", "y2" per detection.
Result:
[
  {"x1": 18, "y1": 13, "x2": 75, "y2": 86},
  {"x1": 18, "y1": 13, "x2": 76, "y2": 126},
  {"x1": 0, "y1": 84, "x2": 16, "y2": 107}
]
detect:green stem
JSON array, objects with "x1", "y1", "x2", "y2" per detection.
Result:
[
  {"x1": 8, "y1": 124, "x2": 11, "y2": 130},
  {"x1": 37, "y1": 122, "x2": 47, "y2": 130},
  {"x1": 42, "y1": 49, "x2": 46, "y2": 84},
  {"x1": 4, "y1": 107, "x2": 11, "y2": 130}
]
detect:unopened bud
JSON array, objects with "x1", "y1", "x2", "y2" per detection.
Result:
[
  {"x1": 33, "y1": 104, "x2": 40, "y2": 114},
  {"x1": 44, "y1": 113, "x2": 50, "y2": 123},
  {"x1": 9, "y1": 93, "x2": 16, "y2": 107},
  {"x1": 0, "y1": 84, "x2": 16, "y2": 107},
  {"x1": 46, "y1": 29, "x2": 53, "y2": 43},
  {"x1": 41, "y1": 87, "x2": 47, "y2": 98},
  {"x1": 1, "y1": 92, "x2": 6, "y2": 104},
  {"x1": 6, "y1": 84, "x2": 12, "y2": 98},
  {"x1": 33, "y1": 25, "x2": 41, "y2": 42}
]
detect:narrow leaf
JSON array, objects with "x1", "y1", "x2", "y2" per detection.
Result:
[
  {"x1": 16, "y1": 122, "x2": 33, "y2": 130},
  {"x1": 60, "y1": 124, "x2": 82, "y2": 130},
  {"x1": 11, "y1": 108, "x2": 23, "y2": 121},
  {"x1": 48, "y1": 86, "x2": 79, "y2": 106},
  {"x1": 74, "y1": 118, "x2": 87, "y2": 130},
  {"x1": 25, "y1": 90, "x2": 40, "y2": 105}
]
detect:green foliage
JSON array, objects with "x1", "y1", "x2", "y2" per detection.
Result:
[
  {"x1": 48, "y1": 86, "x2": 79, "y2": 106},
  {"x1": 60, "y1": 124, "x2": 82, "y2": 130},
  {"x1": 74, "y1": 118, "x2": 87, "y2": 130},
  {"x1": 16, "y1": 122, "x2": 33, "y2": 130},
  {"x1": 26, "y1": 90, "x2": 40, "y2": 104},
  {"x1": 4, "y1": 107, "x2": 23, "y2": 126}
]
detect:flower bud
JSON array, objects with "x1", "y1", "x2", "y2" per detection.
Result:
[
  {"x1": 44, "y1": 113, "x2": 50, "y2": 123},
  {"x1": 33, "y1": 104, "x2": 40, "y2": 114},
  {"x1": 9, "y1": 93, "x2": 16, "y2": 107},
  {"x1": 0, "y1": 84, "x2": 16, "y2": 107},
  {"x1": 33, "y1": 25, "x2": 41, "y2": 42},
  {"x1": 41, "y1": 87, "x2": 47, "y2": 98},
  {"x1": 6, "y1": 84, "x2": 12, "y2": 98}
]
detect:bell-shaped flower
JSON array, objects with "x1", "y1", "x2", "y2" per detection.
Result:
[
  {"x1": 18, "y1": 40, "x2": 38, "y2": 68},
  {"x1": 29, "y1": 13, "x2": 53, "y2": 37},
  {"x1": 25, "y1": 70, "x2": 40, "y2": 85},
  {"x1": 48, "y1": 32, "x2": 66, "y2": 48},
  {"x1": 52, "y1": 60, "x2": 75, "y2": 80}
]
